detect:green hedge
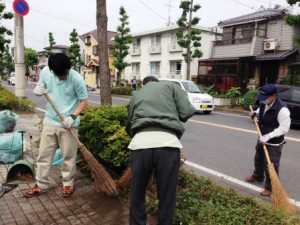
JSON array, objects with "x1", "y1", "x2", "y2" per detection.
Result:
[
  {"x1": 78, "y1": 104, "x2": 130, "y2": 171},
  {"x1": 0, "y1": 84, "x2": 36, "y2": 113},
  {"x1": 112, "y1": 86, "x2": 134, "y2": 95}
]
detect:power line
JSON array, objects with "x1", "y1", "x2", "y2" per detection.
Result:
[{"x1": 138, "y1": 0, "x2": 167, "y2": 21}]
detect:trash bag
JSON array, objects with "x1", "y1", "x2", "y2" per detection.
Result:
[
  {"x1": 0, "y1": 110, "x2": 19, "y2": 133},
  {"x1": 52, "y1": 148, "x2": 63, "y2": 166},
  {"x1": 0, "y1": 130, "x2": 22, "y2": 164}
]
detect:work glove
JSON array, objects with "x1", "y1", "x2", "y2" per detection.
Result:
[
  {"x1": 259, "y1": 134, "x2": 271, "y2": 144},
  {"x1": 62, "y1": 116, "x2": 74, "y2": 129},
  {"x1": 33, "y1": 84, "x2": 48, "y2": 96},
  {"x1": 250, "y1": 112, "x2": 257, "y2": 120}
]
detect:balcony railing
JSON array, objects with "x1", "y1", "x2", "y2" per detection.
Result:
[
  {"x1": 166, "y1": 72, "x2": 182, "y2": 80},
  {"x1": 130, "y1": 47, "x2": 141, "y2": 56},
  {"x1": 168, "y1": 43, "x2": 182, "y2": 52},
  {"x1": 149, "y1": 45, "x2": 161, "y2": 54},
  {"x1": 213, "y1": 36, "x2": 253, "y2": 46}
]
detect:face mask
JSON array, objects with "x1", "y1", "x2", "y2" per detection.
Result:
[{"x1": 261, "y1": 97, "x2": 272, "y2": 105}]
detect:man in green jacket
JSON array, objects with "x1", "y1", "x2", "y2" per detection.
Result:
[{"x1": 126, "y1": 76, "x2": 195, "y2": 225}]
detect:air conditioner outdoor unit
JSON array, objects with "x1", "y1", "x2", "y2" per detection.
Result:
[{"x1": 264, "y1": 39, "x2": 277, "y2": 50}]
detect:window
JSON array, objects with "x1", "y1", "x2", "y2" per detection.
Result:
[
  {"x1": 291, "y1": 89, "x2": 300, "y2": 103},
  {"x1": 151, "y1": 35, "x2": 161, "y2": 47},
  {"x1": 170, "y1": 61, "x2": 182, "y2": 74},
  {"x1": 150, "y1": 62, "x2": 160, "y2": 75},
  {"x1": 171, "y1": 33, "x2": 178, "y2": 44},
  {"x1": 93, "y1": 45, "x2": 98, "y2": 55},
  {"x1": 132, "y1": 38, "x2": 141, "y2": 47},
  {"x1": 132, "y1": 63, "x2": 140, "y2": 75},
  {"x1": 86, "y1": 55, "x2": 91, "y2": 64}
]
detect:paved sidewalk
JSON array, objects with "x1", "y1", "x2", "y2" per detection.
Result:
[{"x1": 0, "y1": 114, "x2": 146, "y2": 225}]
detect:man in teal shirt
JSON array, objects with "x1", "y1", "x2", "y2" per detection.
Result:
[{"x1": 25, "y1": 53, "x2": 88, "y2": 198}]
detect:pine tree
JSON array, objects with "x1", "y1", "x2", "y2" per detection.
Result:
[
  {"x1": 0, "y1": 44, "x2": 14, "y2": 76},
  {"x1": 112, "y1": 6, "x2": 132, "y2": 86},
  {"x1": 45, "y1": 32, "x2": 56, "y2": 57},
  {"x1": 68, "y1": 29, "x2": 84, "y2": 71},
  {"x1": 0, "y1": 1, "x2": 13, "y2": 56},
  {"x1": 285, "y1": 0, "x2": 300, "y2": 47},
  {"x1": 177, "y1": 0, "x2": 202, "y2": 80},
  {"x1": 97, "y1": 0, "x2": 112, "y2": 104}
]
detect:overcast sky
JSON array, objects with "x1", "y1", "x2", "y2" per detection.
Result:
[{"x1": 2, "y1": 0, "x2": 296, "y2": 52}]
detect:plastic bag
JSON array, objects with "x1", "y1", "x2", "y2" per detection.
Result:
[
  {"x1": 0, "y1": 110, "x2": 19, "y2": 133},
  {"x1": 52, "y1": 148, "x2": 63, "y2": 166},
  {"x1": 0, "y1": 130, "x2": 23, "y2": 164}
]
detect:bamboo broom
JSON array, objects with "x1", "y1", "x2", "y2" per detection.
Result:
[
  {"x1": 116, "y1": 166, "x2": 131, "y2": 189},
  {"x1": 44, "y1": 93, "x2": 118, "y2": 196},
  {"x1": 250, "y1": 106, "x2": 295, "y2": 214}
]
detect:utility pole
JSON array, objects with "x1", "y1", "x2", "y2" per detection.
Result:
[
  {"x1": 14, "y1": 14, "x2": 25, "y2": 98},
  {"x1": 164, "y1": 0, "x2": 172, "y2": 26}
]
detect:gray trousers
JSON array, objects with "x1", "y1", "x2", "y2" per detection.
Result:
[
  {"x1": 129, "y1": 147, "x2": 180, "y2": 225},
  {"x1": 253, "y1": 140, "x2": 283, "y2": 191}
]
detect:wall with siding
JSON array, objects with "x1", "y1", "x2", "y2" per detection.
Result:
[
  {"x1": 211, "y1": 43, "x2": 252, "y2": 58},
  {"x1": 266, "y1": 19, "x2": 294, "y2": 50}
]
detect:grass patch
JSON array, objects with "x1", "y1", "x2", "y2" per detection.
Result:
[{"x1": 145, "y1": 169, "x2": 300, "y2": 225}]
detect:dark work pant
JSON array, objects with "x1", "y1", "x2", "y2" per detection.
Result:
[
  {"x1": 129, "y1": 147, "x2": 180, "y2": 225},
  {"x1": 252, "y1": 141, "x2": 283, "y2": 191}
]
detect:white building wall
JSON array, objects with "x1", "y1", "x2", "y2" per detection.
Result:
[{"x1": 124, "y1": 26, "x2": 218, "y2": 81}]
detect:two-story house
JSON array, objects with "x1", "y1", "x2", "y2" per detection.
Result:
[
  {"x1": 79, "y1": 30, "x2": 117, "y2": 87},
  {"x1": 124, "y1": 24, "x2": 221, "y2": 82},
  {"x1": 198, "y1": 6, "x2": 299, "y2": 92}
]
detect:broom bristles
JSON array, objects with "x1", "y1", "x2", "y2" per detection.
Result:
[
  {"x1": 116, "y1": 167, "x2": 131, "y2": 189},
  {"x1": 80, "y1": 145, "x2": 118, "y2": 196},
  {"x1": 267, "y1": 163, "x2": 296, "y2": 214}
]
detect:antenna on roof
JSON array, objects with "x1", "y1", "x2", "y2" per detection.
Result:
[{"x1": 164, "y1": 0, "x2": 173, "y2": 26}]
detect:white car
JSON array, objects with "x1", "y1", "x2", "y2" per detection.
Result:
[
  {"x1": 159, "y1": 78, "x2": 214, "y2": 114},
  {"x1": 8, "y1": 72, "x2": 16, "y2": 85}
]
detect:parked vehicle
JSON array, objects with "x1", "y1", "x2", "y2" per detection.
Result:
[
  {"x1": 8, "y1": 72, "x2": 15, "y2": 85},
  {"x1": 159, "y1": 78, "x2": 214, "y2": 114},
  {"x1": 275, "y1": 84, "x2": 300, "y2": 125}
]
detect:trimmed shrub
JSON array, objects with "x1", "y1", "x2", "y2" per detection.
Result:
[
  {"x1": 112, "y1": 86, "x2": 134, "y2": 95},
  {"x1": 78, "y1": 104, "x2": 130, "y2": 171},
  {"x1": 0, "y1": 84, "x2": 36, "y2": 113},
  {"x1": 241, "y1": 88, "x2": 259, "y2": 110}
]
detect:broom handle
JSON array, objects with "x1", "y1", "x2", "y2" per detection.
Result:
[
  {"x1": 249, "y1": 105, "x2": 272, "y2": 164},
  {"x1": 44, "y1": 93, "x2": 83, "y2": 147}
]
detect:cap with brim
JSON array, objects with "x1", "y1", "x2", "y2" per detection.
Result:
[{"x1": 256, "y1": 84, "x2": 277, "y2": 101}]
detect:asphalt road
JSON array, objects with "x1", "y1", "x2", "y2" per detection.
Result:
[{"x1": 3, "y1": 82, "x2": 300, "y2": 208}]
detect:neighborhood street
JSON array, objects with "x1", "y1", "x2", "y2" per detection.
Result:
[{"x1": 3, "y1": 82, "x2": 300, "y2": 208}]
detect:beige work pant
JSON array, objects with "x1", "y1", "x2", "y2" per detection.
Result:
[{"x1": 36, "y1": 123, "x2": 78, "y2": 189}]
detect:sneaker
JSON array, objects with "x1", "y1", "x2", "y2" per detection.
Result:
[
  {"x1": 245, "y1": 175, "x2": 264, "y2": 183},
  {"x1": 260, "y1": 189, "x2": 272, "y2": 196},
  {"x1": 24, "y1": 185, "x2": 48, "y2": 198}
]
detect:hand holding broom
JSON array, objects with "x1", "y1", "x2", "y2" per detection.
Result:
[
  {"x1": 44, "y1": 93, "x2": 118, "y2": 196},
  {"x1": 249, "y1": 105, "x2": 295, "y2": 214}
]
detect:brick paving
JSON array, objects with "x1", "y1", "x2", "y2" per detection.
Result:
[{"x1": 0, "y1": 114, "x2": 152, "y2": 225}]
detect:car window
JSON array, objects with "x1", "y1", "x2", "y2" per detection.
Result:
[
  {"x1": 291, "y1": 89, "x2": 300, "y2": 103},
  {"x1": 181, "y1": 81, "x2": 203, "y2": 93},
  {"x1": 276, "y1": 87, "x2": 290, "y2": 101}
]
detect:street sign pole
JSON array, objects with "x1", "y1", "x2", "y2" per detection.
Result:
[
  {"x1": 13, "y1": 0, "x2": 29, "y2": 98},
  {"x1": 14, "y1": 14, "x2": 25, "y2": 98}
]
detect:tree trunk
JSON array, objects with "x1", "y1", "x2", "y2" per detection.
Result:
[
  {"x1": 186, "y1": 0, "x2": 193, "y2": 81},
  {"x1": 96, "y1": 0, "x2": 112, "y2": 105}
]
